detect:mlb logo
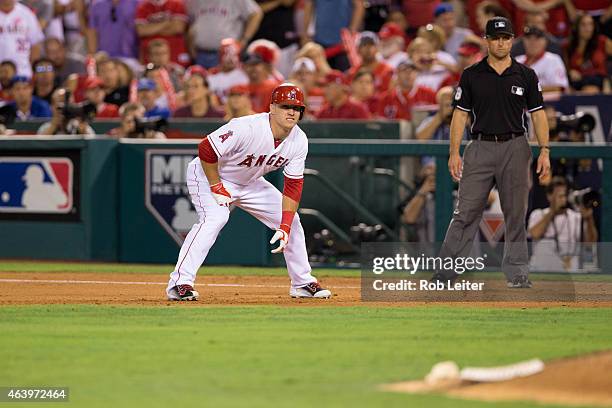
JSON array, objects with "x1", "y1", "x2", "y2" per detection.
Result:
[
  {"x1": 495, "y1": 21, "x2": 506, "y2": 28},
  {"x1": 511, "y1": 86, "x2": 524, "y2": 96},
  {"x1": 145, "y1": 150, "x2": 198, "y2": 245},
  {"x1": 0, "y1": 157, "x2": 73, "y2": 213}
]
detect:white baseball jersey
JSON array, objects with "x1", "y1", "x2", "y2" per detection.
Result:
[
  {"x1": 0, "y1": 3, "x2": 44, "y2": 77},
  {"x1": 204, "y1": 112, "x2": 307, "y2": 186},
  {"x1": 516, "y1": 52, "x2": 569, "y2": 90},
  {"x1": 208, "y1": 68, "x2": 249, "y2": 103}
]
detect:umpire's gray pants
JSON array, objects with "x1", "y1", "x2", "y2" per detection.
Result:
[{"x1": 439, "y1": 136, "x2": 532, "y2": 280}]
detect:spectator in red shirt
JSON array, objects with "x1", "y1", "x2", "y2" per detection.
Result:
[
  {"x1": 378, "y1": 22, "x2": 409, "y2": 69},
  {"x1": 173, "y1": 69, "x2": 225, "y2": 118},
  {"x1": 378, "y1": 59, "x2": 436, "y2": 120},
  {"x1": 350, "y1": 69, "x2": 380, "y2": 116},
  {"x1": 83, "y1": 76, "x2": 119, "y2": 118},
  {"x1": 439, "y1": 40, "x2": 483, "y2": 88},
  {"x1": 316, "y1": 70, "x2": 370, "y2": 119},
  {"x1": 346, "y1": 32, "x2": 394, "y2": 93},
  {"x1": 135, "y1": 0, "x2": 190, "y2": 67},
  {"x1": 224, "y1": 84, "x2": 255, "y2": 121},
  {"x1": 565, "y1": 13, "x2": 612, "y2": 93},
  {"x1": 288, "y1": 57, "x2": 324, "y2": 118},
  {"x1": 242, "y1": 53, "x2": 279, "y2": 113}
]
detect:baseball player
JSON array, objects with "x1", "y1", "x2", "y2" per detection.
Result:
[
  {"x1": 166, "y1": 83, "x2": 332, "y2": 301},
  {"x1": 432, "y1": 17, "x2": 551, "y2": 288}
]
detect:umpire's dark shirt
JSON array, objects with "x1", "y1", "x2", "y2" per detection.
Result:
[{"x1": 453, "y1": 57, "x2": 544, "y2": 135}]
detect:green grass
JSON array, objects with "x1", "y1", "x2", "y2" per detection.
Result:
[
  {"x1": 0, "y1": 305, "x2": 611, "y2": 408},
  {"x1": 2, "y1": 261, "x2": 612, "y2": 282}
]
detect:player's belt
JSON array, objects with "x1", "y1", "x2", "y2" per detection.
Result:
[{"x1": 471, "y1": 132, "x2": 525, "y2": 142}]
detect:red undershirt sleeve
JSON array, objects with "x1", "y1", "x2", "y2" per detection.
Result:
[
  {"x1": 198, "y1": 137, "x2": 218, "y2": 163},
  {"x1": 283, "y1": 176, "x2": 303, "y2": 202}
]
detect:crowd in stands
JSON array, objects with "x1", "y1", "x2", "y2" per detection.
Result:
[{"x1": 0, "y1": 0, "x2": 609, "y2": 138}]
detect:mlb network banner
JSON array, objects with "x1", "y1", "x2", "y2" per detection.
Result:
[
  {"x1": 145, "y1": 149, "x2": 198, "y2": 245},
  {"x1": 0, "y1": 150, "x2": 80, "y2": 221}
]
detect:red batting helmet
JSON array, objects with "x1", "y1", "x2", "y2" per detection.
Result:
[{"x1": 271, "y1": 83, "x2": 306, "y2": 119}]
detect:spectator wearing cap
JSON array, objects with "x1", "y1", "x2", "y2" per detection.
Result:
[
  {"x1": 242, "y1": 53, "x2": 279, "y2": 113},
  {"x1": 0, "y1": 1, "x2": 44, "y2": 78},
  {"x1": 136, "y1": 0, "x2": 190, "y2": 67},
  {"x1": 173, "y1": 69, "x2": 224, "y2": 118},
  {"x1": 44, "y1": 38, "x2": 86, "y2": 85},
  {"x1": 83, "y1": 77, "x2": 119, "y2": 118},
  {"x1": 301, "y1": 0, "x2": 365, "y2": 71},
  {"x1": 377, "y1": 59, "x2": 436, "y2": 120},
  {"x1": 516, "y1": 26, "x2": 568, "y2": 92},
  {"x1": 86, "y1": 0, "x2": 139, "y2": 62},
  {"x1": 98, "y1": 59, "x2": 130, "y2": 107},
  {"x1": 316, "y1": 70, "x2": 370, "y2": 119},
  {"x1": 32, "y1": 58, "x2": 58, "y2": 105},
  {"x1": 252, "y1": 0, "x2": 299, "y2": 78},
  {"x1": 224, "y1": 84, "x2": 255, "y2": 120},
  {"x1": 246, "y1": 39, "x2": 285, "y2": 82},
  {"x1": 186, "y1": 0, "x2": 263, "y2": 69},
  {"x1": 350, "y1": 70, "x2": 380, "y2": 116},
  {"x1": 7, "y1": 76, "x2": 52, "y2": 120},
  {"x1": 207, "y1": 38, "x2": 249, "y2": 104},
  {"x1": 378, "y1": 22, "x2": 409, "y2": 69},
  {"x1": 434, "y1": 3, "x2": 475, "y2": 59},
  {"x1": 511, "y1": 10, "x2": 563, "y2": 58},
  {"x1": 0, "y1": 61, "x2": 17, "y2": 101},
  {"x1": 407, "y1": 37, "x2": 449, "y2": 93},
  {"x1": 147, "y1": 39, "x2": 185, "y2": 91},
  {"x1": 288, "y1": 57, "x2": 324, "y2": 117},
  {"x1": 439, "y1": 40, "x2": 483, "y2": 88},
  {"x1": 346, "y1": 32, "x2": 394, "y2": 93},
  {"x1": 137, "y1": 78, "x2": 170, "y2": 119}
]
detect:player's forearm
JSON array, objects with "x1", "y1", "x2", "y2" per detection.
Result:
[
  {"x1": 201, "y1": 160, "x2": 221, "y2": 185},
  {"x1": 282, "y1": 195, "x2": 299, "y2": 213},
  {"x1": 449, "y1": 110, "x2": 468, "y2": 156},
  {"x1": 531, "y1": 109, "x2": 550, "y2": 148}
]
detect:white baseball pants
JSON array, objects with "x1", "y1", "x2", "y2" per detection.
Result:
[{"x1": 166, "y1": 160, "x2": 317, "y2": 294}]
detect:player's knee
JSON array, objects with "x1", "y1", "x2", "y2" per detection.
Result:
[{"x1": 205, "y1": 212, "x2": 230, "y2": 230}]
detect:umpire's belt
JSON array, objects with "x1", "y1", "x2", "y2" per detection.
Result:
[{"x1": 471, "y1": 132, "x2": 525, "y2": 142}]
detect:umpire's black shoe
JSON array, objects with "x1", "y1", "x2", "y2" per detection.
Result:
[{"x1": 507, "y1": 275, "x2": 532, "y2": 289}]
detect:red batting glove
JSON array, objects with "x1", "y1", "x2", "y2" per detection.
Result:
[{"x1": 210, "y1": 182, "x2": 234, "y2": 206}]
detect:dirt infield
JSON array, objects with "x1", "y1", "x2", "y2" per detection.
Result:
[
  {"x1": 1, "y1": 272, "x2": 611, "y2": 307},
  {"x1": 384, "y1": 351, "x2": 612, "y2": 407}
]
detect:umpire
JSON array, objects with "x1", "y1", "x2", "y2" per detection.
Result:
[{"x1": 435, "y1": 17, "x2": 551, "y2": 288}]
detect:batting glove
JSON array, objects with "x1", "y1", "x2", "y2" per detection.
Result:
[
  {"x1": 210, "y1": 182, "x2": 234, "y2": 206},
  {"x1": 270, "y1": 224, "x2": 290, "y2": 253}
]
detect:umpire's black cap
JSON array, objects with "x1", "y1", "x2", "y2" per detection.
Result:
[{"x1": 485, "y1": 17, "x2": 514, "y2": 37}]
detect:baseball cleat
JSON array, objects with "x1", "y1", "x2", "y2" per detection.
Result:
[
  {"x1": 167, "y1": 285, "x2": 200, "y2": 301},
  {"x1": 290, "y1": 282, "x2": 332, "y2": 299},
  {"x1": 507, "y1": 275, "x2": 532, "y2": 289}
]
